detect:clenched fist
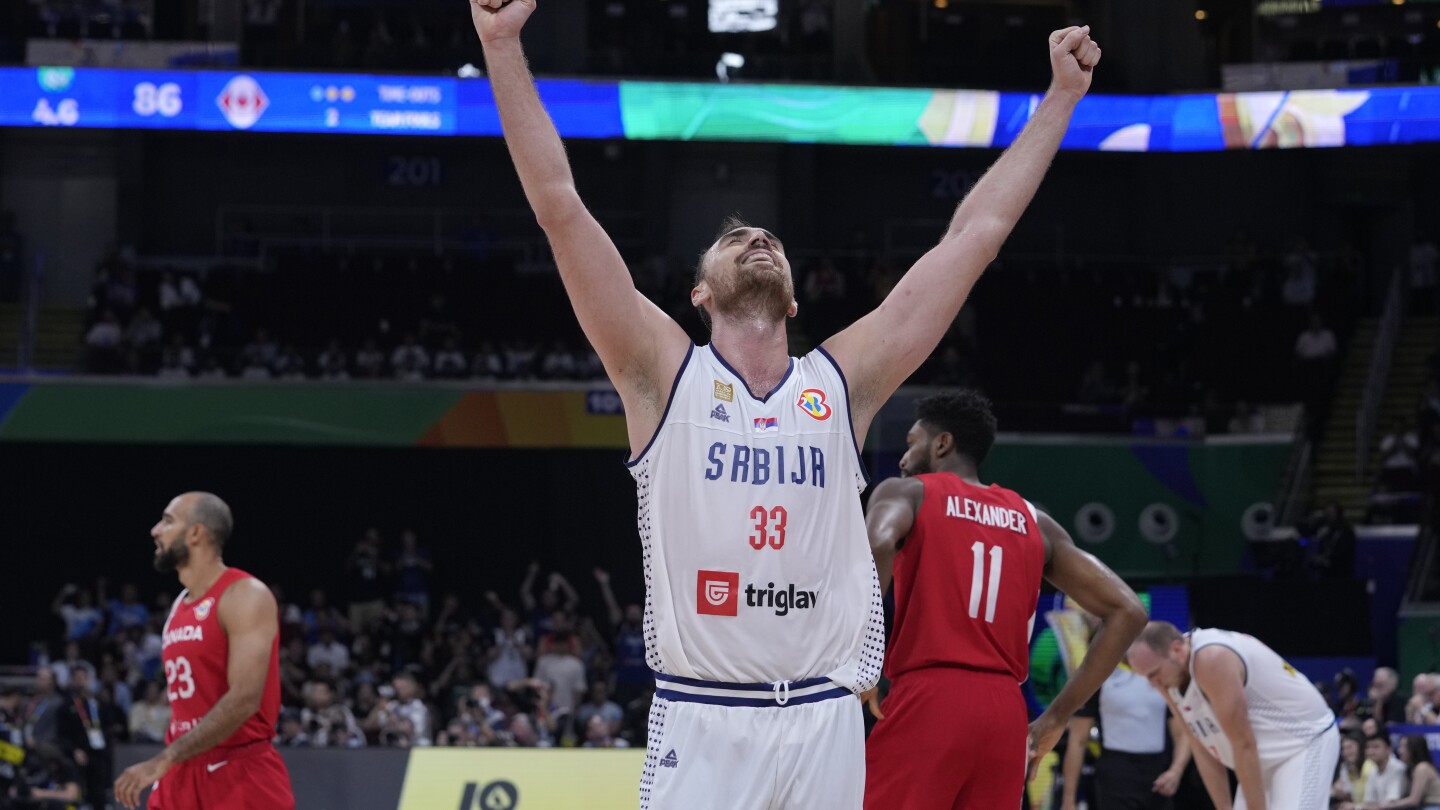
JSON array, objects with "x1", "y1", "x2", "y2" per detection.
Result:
[
  {"x1": 471, "y1": 0, "x2": 536, "y2": 44},
  {"x1": 1048, "y1": 25, "x2": 1101, "y2": 99}
]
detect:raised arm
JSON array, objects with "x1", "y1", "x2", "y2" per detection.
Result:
[
  {"x1": 470, "y1": 0, "x2": 689, "y2": 452},
  {"x1": 1028, "y1": 512, "x2": 1147, "y2": 776},
  {"x1": 594, "y1": 568, "x2": 622, "y2": 628},
  {"x1": 550, "y1": 572, "x2": 580, "y2": 613},
  {"x1": 823, "y1": 26, "x2": 1100, "y2": 432},
  {"x1": 864, "y1": 477, "x2": 923, "y2": 593},
  {"x1": 114, "y1": 578, "x2": 278, "y2": 809},
  {"x1": 1194, "y1": 646, "x2": 1265, "y2": 810},
  {"x1": 520, "y1": 560, "x2": 541, "y2": 612}
]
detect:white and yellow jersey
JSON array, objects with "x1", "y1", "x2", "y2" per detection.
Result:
[
  {"x1": 626, "y1": 343, "x2": 884, "y2": 692},
  {"x1": 1169, "y1": 627, "x2": 1336, "y2": 770}
]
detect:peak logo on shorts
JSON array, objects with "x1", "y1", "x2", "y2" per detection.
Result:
[
  {"x1": 696, "y1": 570, "x2": 739, "y2": 616},
  {"x1": 796, "y1": 389, "x2": 832, "y2": 421},
  {"x1": 193, "y1": 597, "x2": 215, "y2": 621}
]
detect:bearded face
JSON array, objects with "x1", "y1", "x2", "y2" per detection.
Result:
[
  {"x1": 153, "y1": 531, "x2": 191, "y2": 572},
  {"x1": 699, "y1": 228, "x2": 795, "y2": 323}
]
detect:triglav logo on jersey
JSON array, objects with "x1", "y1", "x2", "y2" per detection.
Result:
[
  {"x1": 753, "y1": 416, "x2": 778, "y2": 432},
  {"x1": 746, "y1": 581, "x2": 818, "y2": 616},
  {"x1": 696, "y1": 570, "x2": 739, "y2": 616},
  {"x1": 695, "y1": 572, "x2": 819, "y2": 617},
  {"x1": 713, "y1": 380, "x2": 734, "y2": 402},
  {"x1": 796, "y1": 388, "x2": 832, "y2": 421},
  {"x1": 193, "y1": 597, "x2": 215, "y2": 621},
  {"x1": 216, "y1": 75, "x2": 269, "y2": 129}
]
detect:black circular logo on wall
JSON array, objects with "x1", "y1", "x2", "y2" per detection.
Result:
[{"x1": 478, "y1": 781, "x2": 519, "y2": 810}]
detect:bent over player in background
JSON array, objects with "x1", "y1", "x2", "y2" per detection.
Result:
[
  {"x1": 864, "y1": 391, "x2": 1148, "y2": 809},
  {"x1": 469, "y1": 0, "x2": 1100, "y2": 805},
  {"x1": 115, "y1": 492, "x2": 294, "y2": 810},
  {"x1": 1128, "y1": 621, "x2": 1339, "y2": 810}
]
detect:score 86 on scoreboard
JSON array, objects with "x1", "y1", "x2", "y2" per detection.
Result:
[
  {"x1": 0, "y1": 67, "x2": 455, "y2": 134},
  {"x1": 0, "y1": 67, "x2": 197, "y2": 129}
]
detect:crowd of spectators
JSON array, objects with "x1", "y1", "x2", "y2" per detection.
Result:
[
  {"x1": 82, "y1": 252, "x2": 608, "y2": 382},
  {"x1": 7, "y1": 527, "x2": 651, "y2": 806},
  {"x1": 78, "y1": 228, "x2": 1375, "y2": 441},
  {"x1": 1323, "y1": 667, "x2": 1440, "y2": 809}
]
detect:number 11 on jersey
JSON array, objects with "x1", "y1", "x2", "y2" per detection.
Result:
[{"x1": 969, "y1": 542, "x2": 1002, "y2": 622}]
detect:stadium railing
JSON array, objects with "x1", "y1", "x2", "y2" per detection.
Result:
[{"x1": 1356, "y1": 267, "x2": 1407, "y2": 481}]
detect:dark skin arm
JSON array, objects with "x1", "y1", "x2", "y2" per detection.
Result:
[
  {"x1": 114, "y1": 578, "x2": 278, "y2": 809},
  {"x1": 1027, "y1": 512, "x2": 1147, "y2": 779},
  {"x1": 860, "y1": 476, "x2": 923, "y2": 718},
  {"x1": 864, "y1": 477, "x2": 925, "y2": 595}
]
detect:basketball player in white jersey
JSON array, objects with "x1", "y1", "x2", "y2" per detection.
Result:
[
  {"x1": 468, "y1": 2, "x2": 1100, "y2": 806},
  {"x1": 1128, "y1": 621, "x2": 1339, "y2": 810}
]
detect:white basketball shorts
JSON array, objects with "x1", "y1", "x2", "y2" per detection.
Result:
[
  {"x1": 639, "y1": 673, "x2": 863, "y2": 810},
  {"x1": 1234, "y1": 723, "x2": 1340, "y2": 810}
]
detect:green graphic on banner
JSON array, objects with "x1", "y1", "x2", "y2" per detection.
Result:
[
  {"x1": 980, "y1": 440, "x2": 1291, "y2": 578},
  {"x1": 619, "y1": 82, "x2": 948, "y2": 145}
]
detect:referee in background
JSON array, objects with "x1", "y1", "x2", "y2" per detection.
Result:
[{"x1": 1061, "y1": 662, "x2": 1192, "y2": 810}]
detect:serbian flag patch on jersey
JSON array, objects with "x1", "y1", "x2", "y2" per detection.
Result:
[
  {"x1": 193, "y1": 597, "x2": 215, "y2": 621},
  {"x1": 753, "y1": 416, "x2": 778, "y2": 432}
]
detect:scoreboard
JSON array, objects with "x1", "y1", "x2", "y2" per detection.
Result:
[
  {"x1": 3, "y1": 66, "x2": 1440, "y2": 152},
  {"x1": 0, "y1": 67, "x2": 624, "y2": 137},
  {"x1": 0, "y1": 67, "x2": 458, "y2": 134}
]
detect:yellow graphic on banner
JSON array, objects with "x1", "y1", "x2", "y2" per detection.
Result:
[{"x1": 399, "y1": 749, "x2": 644, "y2": 810}]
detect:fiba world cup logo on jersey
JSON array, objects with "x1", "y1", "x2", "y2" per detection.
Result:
[
  {"x1": 796, "y1": 389, "x2": 832, "y2": 421},
  {"x1": 193, "y1": 597, "x2": 215, "y2": 621}
]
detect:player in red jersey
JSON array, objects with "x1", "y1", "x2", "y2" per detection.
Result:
[
  {"x1": 863, "y1": 391, "x2": 1147, "y2": 809},
  {"x1": 114, "y1": 492, "x2": 294, "y2": 810}
]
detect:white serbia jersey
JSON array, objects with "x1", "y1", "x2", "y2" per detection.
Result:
[
  {"x1": 1169, "y1": 628, "x2": 1335, "y2": 770},
  {"x1": 626, "y1": 344, "x2": 884, "y2": 693}
]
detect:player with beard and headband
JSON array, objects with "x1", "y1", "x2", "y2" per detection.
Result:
[
  {"x1": 114, "y1": 492, "x2": 293, "y2": 810},
  {"x1": 863, "y1": 391, "x2": 1147, "y2": 808},
  {"x1": 469, "y1": 1, "x2": 1102, "y2": 806}
]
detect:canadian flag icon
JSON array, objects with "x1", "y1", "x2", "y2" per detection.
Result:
[{"x1": 216, "y1": 75, "x2": 269, "y2": 130}]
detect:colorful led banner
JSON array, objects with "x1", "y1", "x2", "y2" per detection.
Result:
[{"x1": 3, "y1": 65, "x2": 1440, "y2": 150}]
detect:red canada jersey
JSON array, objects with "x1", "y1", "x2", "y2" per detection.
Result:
[
  {"x1": 161, "y1": 567, "x2": 281, "y2": 747},
  {"x1": 884, "y1": 474, "x2": 1047, "y2": 682}
]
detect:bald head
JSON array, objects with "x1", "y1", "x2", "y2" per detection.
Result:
[
  {"x1": 1371, "y1": 667, "x2": 1398, "y2": 700},
  {"x1": 180, "y1": 491, "x2": 233, "y2": 548}
]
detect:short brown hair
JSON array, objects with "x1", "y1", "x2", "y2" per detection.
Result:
[{"x1": 1135, "y1": 621, "x2": 1182, "y2": 653}]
